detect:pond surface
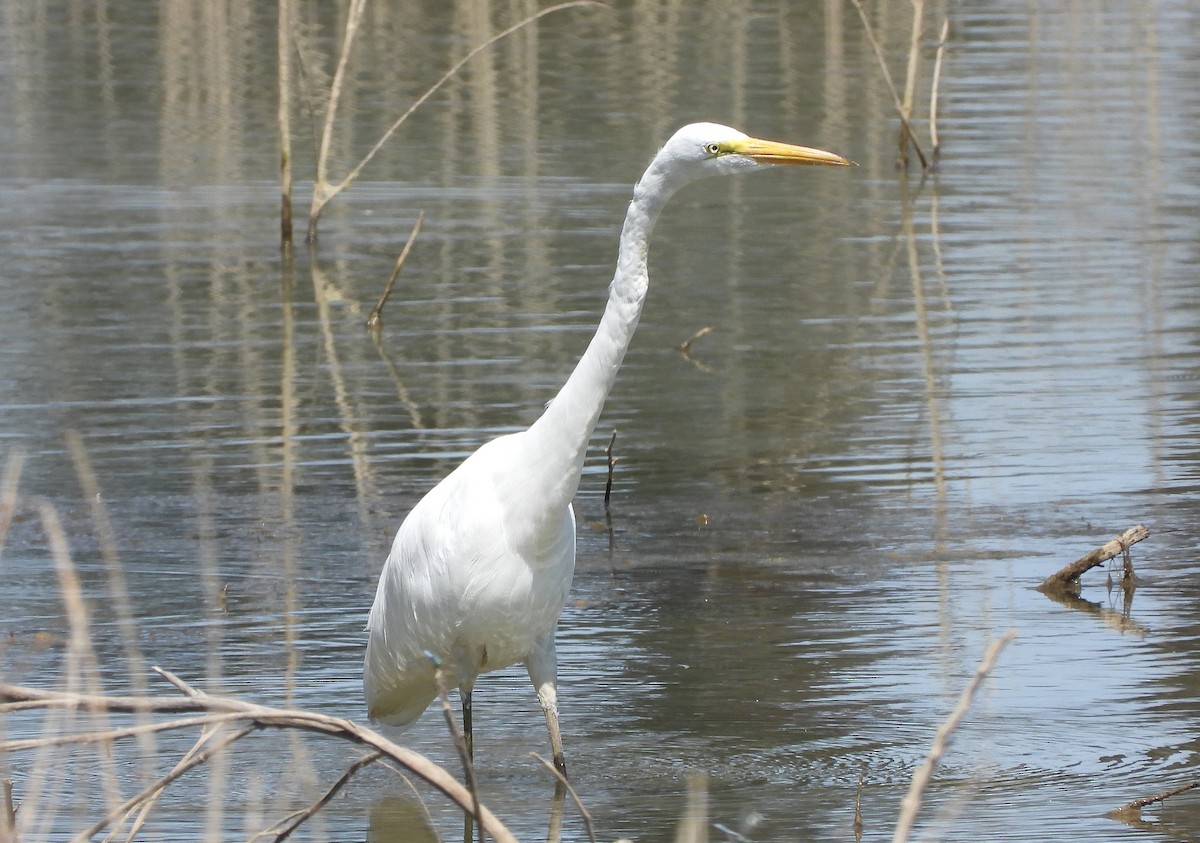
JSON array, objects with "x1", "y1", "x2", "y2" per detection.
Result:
[{"x1": 3, "y1": 1, "x2": 1200, "y2": 841}]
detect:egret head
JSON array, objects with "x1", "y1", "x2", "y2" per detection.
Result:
[
  {"x1": 658, "y1": 122, "x2": 851, "y2": 179},
  {"x1": 635, "y1": 122, "x2": 850, "y2": 202}
]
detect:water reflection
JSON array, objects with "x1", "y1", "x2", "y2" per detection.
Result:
[{"x1": 3, "y1": 0, "x2": 1200, "y2": 841}]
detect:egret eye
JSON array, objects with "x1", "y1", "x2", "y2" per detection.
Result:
[{"x1": 704, "y1": 142, "x2": 721, "y2": 156}]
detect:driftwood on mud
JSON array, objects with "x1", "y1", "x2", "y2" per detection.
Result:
[{"x1": 1038, "y1": 525, "x2": 1150, "y2": 594}]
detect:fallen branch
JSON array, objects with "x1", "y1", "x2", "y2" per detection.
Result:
[
  {"x1": 1109, "y1": 780, "x2": 1199, "y2": 822},
  {"x1": 1038, "y1": 525, "x2": 1150, "y2": 594},
  {"x1": 0, "y1": 679, "x2": 519, "y2": 843},
  {"x1": 893, "y1": 630, "x2": 1016, "y2": 843}
]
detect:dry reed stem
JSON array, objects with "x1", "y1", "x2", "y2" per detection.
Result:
[
  {"x1": 674, "y1": 774, "x2": 708, "y2": 843},
  {"x1": 892, "y1": 630, "x2": 1016, "y2": 843},
  {"x1": 0, "y1": 448, "x2": 24, "y2": 564},
  {"x1": 849, "y1": 0, "x2": 928, "y2": 170},
  {"x1": 929, "y1": 17, "x2": 949, "y2": 156},
  {"x1": 603, "y1": 430, "x2": 618, "y2": 511},
  {"x1": 36, "y1": 501, "x2": 125, "y2": 829},
  {"x1": 256, "y1": 751, "x2": 383, "y2": 842},
  {"x1": 899, "y1": 0, "x2": 924, "y2": 168},
  {"x1": 73, "y1": 725, "x2": 257, "y2": 843},
  {"x1": 278, "y1": 0, "x2": 294, "y2": 246},
  {"x1": 306, "y1": 0, "x2": 602, "y2": 242},
  {"x1": 0, "y1": 682, "x2": 519, "y2": 843},
  {"x1": 531, "y1": 753, "x2": 597, "y2": 843},
  {"x1": 1, "y1": 779, "x2": 14, "y2": 843},
  {"x1": 432, "y1": 667, "x2": 481, "y2": 843},
  {"x1": 367, "y1": 211, "x2": 425, "y2": 333}
]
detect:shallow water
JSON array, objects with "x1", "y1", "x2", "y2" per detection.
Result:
[{"x1": 3, "y1": 1, "x2": 1200, "y2": 841}]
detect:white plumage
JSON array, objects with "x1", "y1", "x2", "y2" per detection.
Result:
[{"x1": 364, "y1": 123, "x2": 850, "y2": 775}]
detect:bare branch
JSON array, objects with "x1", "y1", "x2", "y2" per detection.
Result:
[
  {"x1": 1038, "y1": 525, "x2": 1150, "y2": 593},
  {"x1": 892, "y1": 630, "x2": 1016, "y2": 843},
  {"x1": 307, "y1": 0, "x2": 603, "y2": 240},
  {"x1": 848, "y1": 0, "x2": 928, "y2": 170},
  {"x1": 0, "y1": 681, "x2": 519, "y2": 843},
  {"x1": 367, "y1": 211, "x2": 425, "y2": 334}
]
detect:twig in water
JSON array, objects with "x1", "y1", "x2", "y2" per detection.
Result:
[
  {"x1": 432, "y1": 664, "x2": 482, "y2": 843},
  {"x1": 1109, "y1": 780, "x2": 1200, "y2": 821},
  {"x1": 367, "y1": 212, "x2": 425, "y2": 335},
  {"x1": 603, "y1": 430, "x2": 618, "y2": 512},
  {"x1": 677, "y1": 325, "x2": 714, "y2": 357},
  {"x1": 853, "y1": 765, "x2": 865, "y2": 841},
  {"x1": 898, "y1": 0, "x2": 924, "y2": 169},
  {"x1": 892, "y1": 630, "x2": 1016, "y2": 843},
  {"x1": 263, "y1": 751, "x2": 384, "y2": 842},
  {"x1": 848, "y1": 0, "x2": 929, "y2": 170},
  {"x1": 531, "y1": 753, "x2": 597, "y2": 843},
  {"x1": 1038, "y1": 525, "x2": 1150, "y2": 594}
]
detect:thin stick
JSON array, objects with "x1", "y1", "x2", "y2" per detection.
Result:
[
  {"x1": 2, "y1": 779, "x2": 15, "y2": 842},
  {"x1": 433, "y1": 668, "x2": 481, "y2": 843},
  {"x1": 1038, "y1": 525, "x2": 1150, "y2": 593},
  {"x1": 929, "y1": 17, "x2": 949, "y2": 157},
  {"x1": 603, "y1": 430, "x2": 618, "y2": 511},
  {"x1": 677, "y1": 325, "x2": 714, "y2": 357},
  {"x1": 0, "y1": 448, "x2": 23, "y2": 563},
  {"x1": 278, "y1": 0, "x2": 294, "y2": 247},
  {"x1": 531, "y1": 753, "x2": 596, "y2": 843},
  {"x1": 898, "y1": 0, "x2": 924, "y2": 169},
  {"x1": 367, "y1": 211, "x2": 425, "y2": 333},
  {"x1": 892, "y1": 630, "x2": 1016, "y2": 843},
  {"x1": 306, "y1": 1, "x2": 601, "y2": 241},
  {"x1": 265, "y1": 751, "x2": 383, "y2": 842},
  {"x1": 849, "y1": 0, "x2": 928, "y2": 170},
  {"x1": 0, "y1": 681, "x2": 518, "y2": 843},
  {"x1": 70, "y1": 725, "x2": 257, "y2": 843},
  {"x1": 307, "y1": 0, "x2": 367, "y2": 243},
  {"x1": 1110, "y1": 780, "x2": 1199, "y2": 818}
]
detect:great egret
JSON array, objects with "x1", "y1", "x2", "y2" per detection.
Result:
[{"x1": 364, "y1": 122, "x2": 850, "y2": 776}]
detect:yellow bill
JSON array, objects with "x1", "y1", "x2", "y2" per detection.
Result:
[{"x1": 730, "y1": 137, "x2": 853, "y2": 167}]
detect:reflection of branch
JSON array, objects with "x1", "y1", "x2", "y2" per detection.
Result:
[
  {"x1": 1038, "y1": 525, "x2": 1149, "y2": 593},
  {"x1": 1036, "y1": 587, "x2": 1147, "y2": 638},
  {"x1": 676, "y1": 326, "x2": 715, "y2": 372},
  {"x1": 893, "y1": 631, "x2": 1016, "y2": 843},
  {"x1": 0, "y1": 680, "x2": 520, "y2": 843}
]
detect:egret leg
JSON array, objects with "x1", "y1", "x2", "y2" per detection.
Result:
[
  {"x1": 526, "y1": 638, "x2": 567, "y2": 777},
  {"x1": 462, "y1": 688, "x2": 474, "y2": 762}
]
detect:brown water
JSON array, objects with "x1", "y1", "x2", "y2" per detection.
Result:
[{"x1": 3, "y1": 1, "x2": 1200, "y2": 841}]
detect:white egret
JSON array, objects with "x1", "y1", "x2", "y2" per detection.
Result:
[{"x1": 364, "y1": 122, "x2": 850, "y2": 776}]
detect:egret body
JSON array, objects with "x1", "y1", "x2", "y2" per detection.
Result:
[{"x1": 364, "y1": 123, "x2": 850, "y2": 775}]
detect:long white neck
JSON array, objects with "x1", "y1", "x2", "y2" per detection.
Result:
[{"x1": 518, "y1": 159, "x2": 683, "y2": 518}]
